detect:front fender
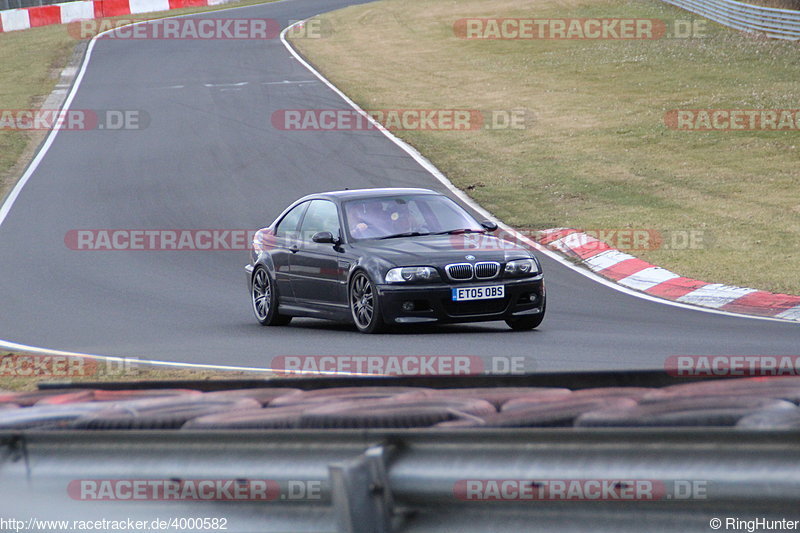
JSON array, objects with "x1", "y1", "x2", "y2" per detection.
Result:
[{"x1": 348, "y1": 255, "x2": 394, "y2": 286}]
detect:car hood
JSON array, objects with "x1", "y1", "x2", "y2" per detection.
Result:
[{"x1": 352, "y1": 234, "x2": 533, "y2": 265}]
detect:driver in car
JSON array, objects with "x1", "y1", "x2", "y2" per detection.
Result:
[{"x1": 349, "y1": 201, "x2": 390, "y2": 239}]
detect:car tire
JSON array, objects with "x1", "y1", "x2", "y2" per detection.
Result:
[
  {"x1": 349, "y1": 271, "x2": 386, "y2": 334},
  {"x1": 251, "y1": 266, "x2": 292, "y2": 326},
  {"x1": 505, "y1": 300, "x2": 546, "y2": 331}
]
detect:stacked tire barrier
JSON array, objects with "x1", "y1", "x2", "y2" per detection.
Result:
[{"x1": 538, "y1": 228, "x2": 800, "y2": 320}]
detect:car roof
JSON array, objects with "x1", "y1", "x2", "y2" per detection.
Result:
[{"x1": 301, "y1": 188, "x2": 441, "y2": 202}]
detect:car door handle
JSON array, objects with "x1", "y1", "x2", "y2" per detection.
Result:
[{"x1": 289, "y1": 245, "x2": 299, "y2": 253}]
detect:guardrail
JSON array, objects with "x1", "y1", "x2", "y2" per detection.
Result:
[
  {"x1": 0, "y1": 0, "x2": 63, "y2": 10},
  {"x1": 2, "y1": 430, "x2": 799, "y2": 532},
  {"x1": 663, "y1": 0, "x2": 800, "y2": 39}
]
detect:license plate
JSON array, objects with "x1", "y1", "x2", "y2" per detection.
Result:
[{"x1": 452, "y1": 285, "x2": 505, "y2": 302}]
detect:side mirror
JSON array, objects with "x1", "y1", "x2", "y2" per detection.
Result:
[
  {"x1": 480, "y1": 220, "x2": 498, "y2": 231},
  {"x1": 311, "y1": 231, "x2": 336, "y2": 244}
]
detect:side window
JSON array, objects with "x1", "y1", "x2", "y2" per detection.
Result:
[
  {"x1": 300, "y1": 200, "x2": 341, "y2": 241},
  {"x1": 275, "y1": 202, "x2": 307, "y2": 238}
]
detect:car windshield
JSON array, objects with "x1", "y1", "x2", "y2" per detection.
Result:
[{"x1": 343, "y1": 194, "x2": 484, "y2": 240}]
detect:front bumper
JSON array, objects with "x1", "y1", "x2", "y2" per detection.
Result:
[{"x1": 376, "y1": 275, "x2": 544, "y2": 325}]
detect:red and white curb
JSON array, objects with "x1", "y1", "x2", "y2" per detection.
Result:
[
  {"x1": 538, "y1": 228, "x2": 800, "y2": 320},
  {"x1": 0, "y1": 0, "x2": 233, "y2": 33}
]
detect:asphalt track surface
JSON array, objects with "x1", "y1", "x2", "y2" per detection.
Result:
[{"x1": 0, "y1": 0, "x2": 798, "y2": 372}]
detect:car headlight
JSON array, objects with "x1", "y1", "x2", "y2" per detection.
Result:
[
  {"x1": 504, "y1": 258, "x2": 538, "y2": 277},
  {"x1": 385, "y1": 266, "x2": 440, "y2": 283}
]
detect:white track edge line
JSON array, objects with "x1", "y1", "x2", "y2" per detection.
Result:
[
  {"x1": 0, "y1": 6, "x2": 794, "y2": 365},
  {"x1": 0, "y1": 0, "x2": 383, "y2": 374},
  {"x1": 0, "y1": 340, "x2": 393, "y2": 376},
  {"x1": 279, "y1": 18, "x2": 797, "y2": 326},
  {"x1": 0, "y1": 0, "x2": 288, "y2": 227}
]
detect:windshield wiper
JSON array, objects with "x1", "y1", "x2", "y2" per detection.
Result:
[
  {"x1": 376, "y1": 231, "x2": 430, "y2": 240},
  {"x1": 432, "y1": 228, "x2": 486, "y2": 235}
]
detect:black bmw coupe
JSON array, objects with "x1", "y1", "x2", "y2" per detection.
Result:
[{"x1": 246, "y1": 188, "x2": 545, "y2": 333}]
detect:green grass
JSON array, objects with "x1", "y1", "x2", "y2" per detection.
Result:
[{"x1": 291, "y1": 0, "x2": 800, "y2": 294}]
